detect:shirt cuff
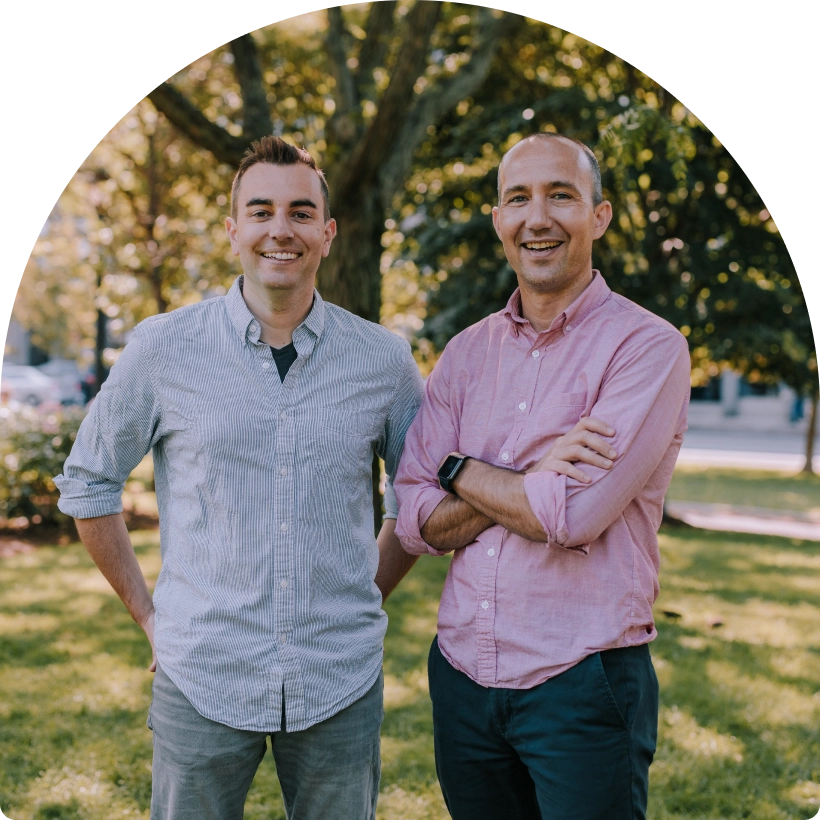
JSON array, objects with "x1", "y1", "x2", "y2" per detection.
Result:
[
  {"x1": 395, "y1": 486, "x2": 451, "y2": 556},
  {"x1": 54, "y1": 475, "x2": 124, "y2": 519},
  {"x1": 522, "y1": 471, "x2": 574, "y2": 550},
  {"x1": 382, "y1": 480, "x2": 398, "y2": 520}
]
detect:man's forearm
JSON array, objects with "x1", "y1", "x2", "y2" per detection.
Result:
[
  {"x1": 375, "y1": 519, "x2": 419, "y2": 602},
  {"x1": 75, "y1": 513, "x2": 155, "y2": 627},
  {"x1": 451, "y1": 459, "x2": 548, "y2": 542},
  {"x1": 420, "y1": 494, "x2": 495, "y2": 551}
]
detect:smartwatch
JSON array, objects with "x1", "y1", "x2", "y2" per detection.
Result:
[{"x1": 438, "y1": 453, "x2": 470, "y2": 493}]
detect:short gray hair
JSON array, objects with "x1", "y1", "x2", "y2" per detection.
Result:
[{"x1": 496, "y1": 133, "x2": 603, "y2": 206}]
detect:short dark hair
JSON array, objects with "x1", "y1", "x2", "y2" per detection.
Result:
[
  {"x1": 497, "y1": 132, "x2": 603, "y2": 207},
  {"x1": 230, "y1": 136, "x2": 330, "y2": 220}
]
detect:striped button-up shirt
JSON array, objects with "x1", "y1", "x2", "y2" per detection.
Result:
[
  {"x1": 395, "y1": 272, "x2": 690, "y2": 688},
  {"x1": 56, "y1": 277, "x2": 423, "y2": 731}
]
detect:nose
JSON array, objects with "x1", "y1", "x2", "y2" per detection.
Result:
[
  {"x1": 268, "y1": 209, "x2": 294, "y2": 241},
  {"x1": 525, "y1": 196, "x2": 553, "y2": 231}
]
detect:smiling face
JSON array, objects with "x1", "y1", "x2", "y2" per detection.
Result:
[
  {"x1": 492, "y1": 136, "x2": 611, "y2": 304},
  {"x1": 225, "y1": 162, "x2": 336, "y2": 299}
]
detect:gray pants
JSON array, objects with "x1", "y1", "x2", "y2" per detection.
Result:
[{"x1": 148, "y1": 664, "x2": 383, "y2": 820}]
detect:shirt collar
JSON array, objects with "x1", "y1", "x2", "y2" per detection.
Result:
[
  {"x1": 225, "y1": 275, "x2": 326, "y2": 345},
  {"x1": 501, "y1": 270, "x2": 611, "y2": 337}
]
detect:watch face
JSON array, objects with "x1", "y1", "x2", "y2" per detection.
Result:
[{"x1": 440, "y1": 455, "x2": 463, "y2": 479}]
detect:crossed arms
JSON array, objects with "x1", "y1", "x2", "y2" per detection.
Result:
[
  {"x1": 398, "y1": 329, "x2": 692, "y2": 554},
  {"x1": 421, "y1": 417, "x2": 618, "y2": 550}
]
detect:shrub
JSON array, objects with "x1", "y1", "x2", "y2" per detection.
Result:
[{"x1": 0, "y1": 403, "x2": 86, "y2": 526}]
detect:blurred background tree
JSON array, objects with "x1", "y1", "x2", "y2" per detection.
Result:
[{"x1": 16, "y1": 2, "x2": 817, "y2": 468}]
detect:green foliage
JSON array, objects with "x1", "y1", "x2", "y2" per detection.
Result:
[
  {"x1": 390, "y1": 22, "x2": 815, "y2": 395},
  {"x1": 0, "y1": 404, "x2": 85, "y2": 525},
  {"x1": 17, "y1": 101, "x2": 237, "y2": 367}
]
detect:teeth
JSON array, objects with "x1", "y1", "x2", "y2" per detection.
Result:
[
  {"x1": 262, "y1": 252, "x2": 299, "y2": 260},
  {"x1": 524, "y1": 241, "x2": 561, "y2": 250}
]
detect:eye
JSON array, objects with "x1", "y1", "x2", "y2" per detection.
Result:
[
  {"x1": 507, "y1": 194, "x2": 528, "y2": 204},
  {"x1": 250, "y1": 210, "x2": 270, "y2": 218},
  {"x1": 293, "y1": 211, "x2": 313, "y2": 220}
]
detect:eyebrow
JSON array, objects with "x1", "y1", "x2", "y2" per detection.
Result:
[
  {"x1": 501, "y1": 180, "x2": 584, "y2": 199},
  {"x1": 244, "y1": 198, "x2": 319, "y2": 210}
]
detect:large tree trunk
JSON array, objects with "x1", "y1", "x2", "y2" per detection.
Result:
[
  {"x1": 318, "y1": 188, "x2": 385, "y2": 323},
  {"x1": 803, "y1": 387, "x2": 818, "y2": 475}
]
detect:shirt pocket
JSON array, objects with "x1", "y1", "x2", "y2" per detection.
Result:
[
  {"x1": 541, "y1": 391, "x2": 588, "y2": 430},
  {"x1": 306, "y1": 408, "x2": 379, "y2": 480},
  {"x1": 544, "y1": 391, "x2": 588, "y2": 407}
]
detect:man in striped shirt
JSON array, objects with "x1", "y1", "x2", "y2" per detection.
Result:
[
  {"x1": 396, "y1": 133, "x2": 691, "y2": 819},
  {"x1": 55, "y1": 137, "x2": 423, "y2": 820}
]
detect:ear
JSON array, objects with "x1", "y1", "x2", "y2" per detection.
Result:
[
  {"x1": 592, "y1": 201, "x2": 613, "y2": 240},
  {"x1": 321, "y1": 218, "x2": 338, "y2": 257},
  {"x1": 491, "y1": 206, "x2": 501, "y2": 239},
  {"x1": 225, "y1": 217, "x2": 240, "y2": 256}
]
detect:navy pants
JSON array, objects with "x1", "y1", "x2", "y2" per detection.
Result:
[{"x1": 428, "y1": 637, "x2": 658, "y2": 820}]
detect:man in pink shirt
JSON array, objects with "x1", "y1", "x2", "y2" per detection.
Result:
[{"x1": 395, "y1": 133, "x2": 690, "y2": 819}]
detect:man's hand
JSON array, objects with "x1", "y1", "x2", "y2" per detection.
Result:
[
  {"x1": 138, "y1": 609, "x2": 157, "y2": 672},
  {"x1": 529, "y1": 417, "x2": 617, "y2": 483}
]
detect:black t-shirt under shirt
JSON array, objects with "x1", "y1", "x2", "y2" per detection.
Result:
[{"x1": 270, "y1": 343, "x2": 298, "y2": 382}]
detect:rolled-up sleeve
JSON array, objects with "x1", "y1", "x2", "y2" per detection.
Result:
[
  {"x1": 55, "y1": 328, "x2": 162, "y2": 519},
  {"x1": 395, "y1": 346, "x2": 459, "y2": 556},
  {"x1": 523, "y1": 329, "x2": 690, "y2": 549}
]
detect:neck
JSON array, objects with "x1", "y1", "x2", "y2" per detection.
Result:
[
  {"x1": 519, "y1": 269, "x2": 594, "y2": 333},
  {"x1": 241, "y1": 276, "x2": 314, "y2": 347}
]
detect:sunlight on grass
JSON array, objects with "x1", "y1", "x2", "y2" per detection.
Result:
[
  {"x1": 784, "y1": 780, "x2": 820, "y2": 814},
  {"x1": 661, "y1": 705, "x2": 745, "y2": 760},
  {"x1": 706, "y1": 660, "x2": 820, "y2": 727},
  {"x1": 26, "y1": 766, "x2": 146, "y2": 820},
  {"x1": 377, "y1": 783, "x2": 447, "y2": 820},
  {"x1": 668, "y1": 465, "x2": 820, "y2": 513}
]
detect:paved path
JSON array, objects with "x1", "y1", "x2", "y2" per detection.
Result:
[
  {"x1": 672, "y1": 428, "x2": 819, "y2": 539},
  {"x1": 680, "y1": 428, "x2": 819, "y2": 472},
  {"x1": 665, "y1": 501, "x2": 820, "y2": 542}
]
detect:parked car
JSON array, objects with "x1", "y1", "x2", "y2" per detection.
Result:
[
  {"x1": 37, "y1": 359, "x2": 85, "y2": 405},
  {"x1": 1, "y1": 364, "x2": 61, "y2": 406}
]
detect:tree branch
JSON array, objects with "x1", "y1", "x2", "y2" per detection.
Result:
[
  {"x1": 147, "y1": 83, "x2": 247, "y2": 167},
  {"x1": 357, "y1": 0, "x2": 397, "y2": 84},
  {"x1": 335, "y1": 0, "x2": 441, "y2": 200},
  {"x1": 379, "y1": 8, "x2": 518, "y2": 202},
  {"x1": 326, "y1": 7, "x2": 358, "y2": 117},
  {"x1": 230, "y1": 33, "x2": 274, "y2": 141}
]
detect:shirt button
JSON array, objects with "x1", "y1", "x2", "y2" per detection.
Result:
[
  {"x1": 250, "y1": 322, "x2": 257, "y2": 331},
  {"x1": 518, "y1": 402, "x2": 526, "y2": 411},
  {"x1": 280, "y1": 634, "x2": 287, "y2": 644},
  {"x1": 280, "y1": 467, "x2": 287, "y2": 476},
  {"x1": 487, "y1": 548, "x2": 495, "y2": 556},
  {"x1": 532, "y1": 350, "x2": 540, "y2": 358},
  {"x1": 262, "y1": 362, "x2": 270, "y2": 369},
  {"x1": 280, "y1": 523, "x2": 288, "y2": 533},
  {"x1": 481, "y1": 600, "x2": 489, "y2": 610},
  {"x1": 566, "y1": 324, "x2": 573, "y2": 332},
  {"x1": 501, "y1": 452, "x2": 509, "y2": 462},
  {"x1": 280, "y1": 411, "x2": 288, "y2": 420},
  {"x1": 280, "y1": 579, "x2": 288, "y2": 589}
]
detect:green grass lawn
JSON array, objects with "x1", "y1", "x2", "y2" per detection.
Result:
[
  {"x1": 1, "y1": 523, "x2": 819, "y2": 819},
  {"x1": 667, "y1": 465, "x2": 820, "y2": 514}
]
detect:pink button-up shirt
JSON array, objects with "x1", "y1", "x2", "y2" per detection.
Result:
[{"x1": 395, "y1": 272, "x2": 690, "y2": 688}]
